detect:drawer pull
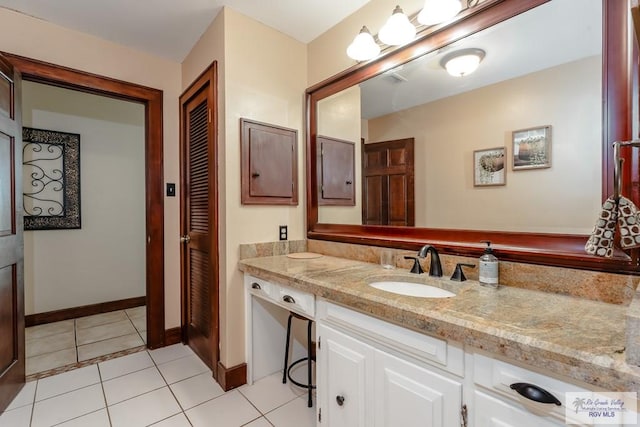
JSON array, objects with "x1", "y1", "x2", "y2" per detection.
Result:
[
  {"x1": 283, "y1": 295, "x2": 296, "y2": 304},
  {"x1": 336, "y1": 395, "x2": 345, "y2": 406},
  {"x1": 251, "y1": 283, "x2": 261, "y2": 290},
  {"x1": 510, "y1": 382, "x2": 561, "y2": 406}
]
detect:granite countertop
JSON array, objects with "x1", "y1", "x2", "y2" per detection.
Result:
[{"x1": 238, "y1": 254, "x2": 640, "y2": 392}]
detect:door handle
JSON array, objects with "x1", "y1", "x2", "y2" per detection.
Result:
[{"x1": 180, "y1": 234, "x2": 191, "y2": 243}]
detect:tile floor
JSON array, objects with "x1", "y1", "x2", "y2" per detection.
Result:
[
  {"x1": 0, "y1": 343, "x2": 316, "y2": 427},
  {"x1": 26, "y1": 307, "x2": 147, "y2": 377}
]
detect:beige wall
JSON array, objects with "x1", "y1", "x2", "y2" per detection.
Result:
[
  {"x1": 22, "y1": 81, "x2": 145, "y2": 314},
  {"x1": 367, "y1": 56, "x2": 601, "y2": 233},
  {"x1": 0, "y1": 7, "x2": 183, "y2": 328},
  {"x1": 317, "y1": 86, "x2": 362, "y2": 224},
  {"x1": 181, "y1": 7, "x2": 307, "y2": 367}
]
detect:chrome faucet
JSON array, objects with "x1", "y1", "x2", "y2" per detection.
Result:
[
  {"x1": 418, "y1": 245, "x2": 443, "y2": 277},
  {"x1": 404, "y1": 245, "x2": 443, "y2": 276}
]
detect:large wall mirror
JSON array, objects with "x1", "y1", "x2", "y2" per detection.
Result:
[{"x1": 306, "y1": 0, "x2": 640, "y2": 273}]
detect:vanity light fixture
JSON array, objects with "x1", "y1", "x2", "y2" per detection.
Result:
[
  {"x1": 346, "y1": 26, "x2": 381, "y2": 61},
  {"x1": 440, "y1": 48, "x2": 485, "y2": 77},
  {"x1": 417, "y1": 0, "x2": 463, "y2": 26},
  {"x1": 378, "y1": 6, "x2": 416, "y2": 46},
  {"x1": 347, "y1": 0, "x2": 477, "y2": 62}
]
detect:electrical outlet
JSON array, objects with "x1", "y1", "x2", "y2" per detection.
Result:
[{"x1": 279, "y1": 225, "x2": 288, "y2": 241}]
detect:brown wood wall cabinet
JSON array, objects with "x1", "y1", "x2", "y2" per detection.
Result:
[
  {"x1": 240, "y1": 118, "x2": 298, "y2": 205},
  {"x1": 318, "y1": 135, "x2": 356, "y2": 205}
]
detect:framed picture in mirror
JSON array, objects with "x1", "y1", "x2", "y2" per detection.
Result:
[
  {"x1": 474, "y1": 147, "x2": 506, "y2": 187},
  {"x1": 512, "y1": 125, "x2": 552, "y2": 170}
]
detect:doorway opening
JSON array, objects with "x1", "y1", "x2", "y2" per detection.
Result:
[
  {"x1": 5, "y1": 54, "x2": 166, "y2": 357},
  {"x1": 22, "y1": 81, "x2": 148, "y2": 377}
]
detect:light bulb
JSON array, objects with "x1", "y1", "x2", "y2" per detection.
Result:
[
  {"x1": 347, "y1": 26, "x2": 381, "y2": 61},
  {"x1": 417, "y1": 0, "x2": 462, "y2": 26},
  {"x1": 378, "y1": 6, "x2": 416, "y2": 46}
]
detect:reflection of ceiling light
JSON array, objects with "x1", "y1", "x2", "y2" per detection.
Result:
[
  {"x1": 378, "y1": 6, "x2": 416, "y2": 46},
  {"x1": 417, "y1": 0, "x2": 462, "y2": 26},
  {"x1": 440, "y1": 48, "x2": 485, "y2": 77},
  {"x1": 346, "y1": 26, "x2": 381, "y2": 61}
]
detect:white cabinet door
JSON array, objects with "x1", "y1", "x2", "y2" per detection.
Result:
[
  {"x1": 317, "y1": 323, "x2": 375, "y2": 427},
  {"x1": 374, "y1": 350, "x2": 462, "y2": 427},
  {"x1": 474, "y1": 391, "x2": 563, "y2": 427}
]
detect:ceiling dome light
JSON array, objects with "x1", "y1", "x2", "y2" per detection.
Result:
[
  {"x1": 440, "y1": 48, "x2": 485, "y2": 77},
  {"x1": 417, "y1": 0, "x2": 462, "y2": 26},
  {"x1": 378, "y1": 6, "x2": 417, "y2": 46},
  {"x1": 347, "y1": 26, "x2": 381, "y2": 61}
]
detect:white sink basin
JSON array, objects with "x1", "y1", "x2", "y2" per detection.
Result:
[{"x1": 369, "y1": 281, "x2": 455, "y2": 298}]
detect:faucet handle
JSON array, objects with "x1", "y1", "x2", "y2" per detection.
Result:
[
  {"x1": 403, "y1": 256, "x2": 424, "y2": 274},
  {"x1": 450, "y1": 263, "x2": 475, "y2": 282}
]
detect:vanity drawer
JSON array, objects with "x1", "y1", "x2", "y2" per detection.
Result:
[
  {"x1": 246, "y1": 276, "x2": 273, "y2": 299},
  {"x1": 245, "y1": 275, "x2": 315, "y2": 319},
  {"x1": 473, "y1": 390, "x2": 563, "y2": 427},
  {"x1": 473, "y1": 351, "x2": 592, "y2": 424},
  {"x1": 317, "y1": 300, "x2": 464, "y2": 376},
  {"x1": 277, "y1": 286, "x2": 315, "y2": 318}
]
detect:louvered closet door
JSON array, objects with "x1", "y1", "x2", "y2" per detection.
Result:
[{"x1": 181, "y1": 72, "x2": 218, "y2": 371}]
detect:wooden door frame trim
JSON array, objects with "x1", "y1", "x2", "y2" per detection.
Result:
[
  {"x1": 179, "y1": 62, "x2": 220, "y2": 375},
  {"x1": 4, "y1": 53, "x2": 166, "y2": 349}
]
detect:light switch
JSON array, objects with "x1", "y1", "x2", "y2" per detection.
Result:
[{"x1": 166, "y1": 183, "x2": 176, "y2": 197}]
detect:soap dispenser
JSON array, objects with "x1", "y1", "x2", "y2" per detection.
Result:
[{"x1": 479, "y1": 240, "x2": 499, "y2": 287}]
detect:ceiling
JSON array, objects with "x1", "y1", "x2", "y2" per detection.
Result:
[
  {"x1": 359, "y1": 0, "x2": 601, "y2": 119},
  {"x1": 0, "y1": 0, "x2": 372, "y2": 61}
]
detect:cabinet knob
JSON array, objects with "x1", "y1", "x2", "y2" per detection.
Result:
[
  {"x1": 251, "y1": 283, "x2": 261, "y2": 290},
  {"x1": 282, "y1": 295, "x2": 296, "y2": 304},
  {"x1": 252, "y1": 172, "x2": 260, "y2": 178},
  {"x1": 510, "y1": 383, "x2": 561, "y2": 406},
  {"x1": 345, "y1": 180, "x2": 352, "y2": 185},
  {"x1": 336, "y1": 395, "x2": 345, "y2": 406}
]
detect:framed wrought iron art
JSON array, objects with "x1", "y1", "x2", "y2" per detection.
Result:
[{"x1": 23, "y1": 127, "x2": 81, "y2": 230}]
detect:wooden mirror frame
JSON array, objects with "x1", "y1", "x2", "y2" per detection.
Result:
[{"x1": 306, "y1": 0, "x2": 640, "y2": 274}]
